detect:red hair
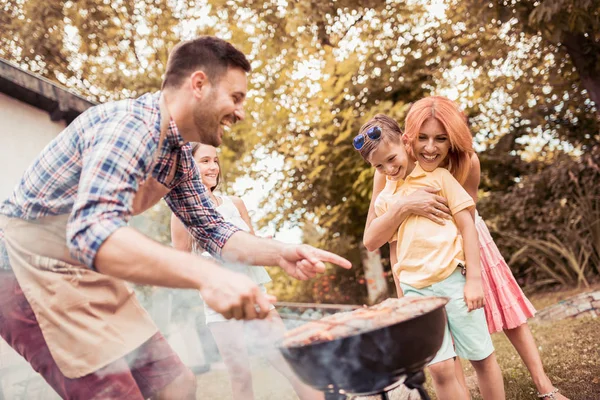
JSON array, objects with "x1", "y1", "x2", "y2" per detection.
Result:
[{"x1": 404, "y1": 96, "x2": 473, "y2": 184}]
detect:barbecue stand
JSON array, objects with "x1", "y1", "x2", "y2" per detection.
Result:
[
  {"x1": 279, "y1": 298, "x2": 447, "y2": 400},
  {"x1": 323, "y1": 369, "x2": 430, "y2": 400}
]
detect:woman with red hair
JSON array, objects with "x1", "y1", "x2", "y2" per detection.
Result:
[{"x1": 363, "y1": 96, "x2": 567, "y2": 400}]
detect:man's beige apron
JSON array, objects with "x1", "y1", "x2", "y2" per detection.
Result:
[
  {"x1": 1, "y1": 214, "x2": 158, "y2": 378},
  {"x1": 0, "y1": 102, "x2": 177, "y2": 379}
]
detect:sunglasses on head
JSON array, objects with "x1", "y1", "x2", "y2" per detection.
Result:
[{"x1": 353, "y1": 126, "x2": 382, "y2": 150}]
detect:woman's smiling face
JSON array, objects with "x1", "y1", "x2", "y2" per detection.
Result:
[
  {"x1": 193, "y1": 144, "x2": 220, "y2": 190},
  {"x1": 412, "y1": 117, "x2": 450, "y2": 172}
]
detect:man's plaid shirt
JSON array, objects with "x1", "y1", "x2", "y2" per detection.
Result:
[{"x1": 0, "y1": 92, "x2": 240, "y2": 270}]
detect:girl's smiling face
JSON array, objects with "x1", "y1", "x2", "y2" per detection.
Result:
[
  {"x1": 193, "y1": 144, "x2": 220, "y2": 190},
  {"x1": 368, "y1": 140, "x2": 412, "y2": 181},
  {"x1": 413, "y1": 117, "x2": 451, "y2": 172}
]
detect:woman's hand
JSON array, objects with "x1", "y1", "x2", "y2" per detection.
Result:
[{"x1": 392, "y1": 187, "x2": 451, "y2": 225}]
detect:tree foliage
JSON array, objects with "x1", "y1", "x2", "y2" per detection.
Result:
[
  {"x1": 447, "y1": 0, "x2": 600, "y2": 192},
  {"x1": 2, "y1": 0, "x2": 599, "y2": 296},
  {"x1": 478, "y1": 145, "x2": 600, "y2": 289}
]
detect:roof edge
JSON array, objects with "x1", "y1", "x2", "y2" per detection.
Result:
[{"x1": 0, "y1": 58, "x2": 96, "y2": 122}]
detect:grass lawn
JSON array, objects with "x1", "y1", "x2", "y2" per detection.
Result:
[
  {"x1": 196, "y1": 358, "x2": 299, "y2": 400},
  {"x1": 452, "y1": 316, "x2": 600, "y2": 400},
  {"x1": 444, "y1": 283, "x2": 600, "y2": 400},
  {"x1": 196, "y1": 285, "x2": 600, "y2": 399},
  {"x1": 527, "y1": 282, "x2": 600, "y2": 310}
]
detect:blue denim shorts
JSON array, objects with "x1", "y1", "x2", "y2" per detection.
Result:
[{"x1": 401, "y1": 268, "x2": 494, "y2": 364}]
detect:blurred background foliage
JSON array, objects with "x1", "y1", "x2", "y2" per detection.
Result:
[{"x1": 2, "y1": 0, "x2": 598, "y2": 303}]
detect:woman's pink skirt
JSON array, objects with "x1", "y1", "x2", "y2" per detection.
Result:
[{"x1": 476, "y1": 215, "x2": 536, "y2": 334}]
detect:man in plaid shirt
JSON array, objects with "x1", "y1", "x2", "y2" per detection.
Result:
[{"x1": 0, "y1": 36, "x2": 350, "y2": 399}]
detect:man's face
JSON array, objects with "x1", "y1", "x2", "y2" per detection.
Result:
[{"x1": 193, "y1": 67, "x2": 247, "y2": 146}]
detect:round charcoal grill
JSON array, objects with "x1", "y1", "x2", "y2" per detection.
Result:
[{"x1": 278, "y1": 298, "x2": 448, "y2": 400}]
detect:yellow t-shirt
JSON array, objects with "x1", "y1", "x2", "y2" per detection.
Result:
[{"x1": 374, "y1": 163, "x2": 475, "y2": 289}]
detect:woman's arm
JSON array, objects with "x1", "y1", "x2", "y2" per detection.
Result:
[
  {"x1": 170, "y1": 213, "x2": 193, "y2": 252},
  {"x1": 463, "y1": 153, "x2": 481, "y2": 218},
  {"x1": 230, "y1": 196, "x2": 256, "y2": 235},
  {"x1": 363, "y1": 173, "x2": 451, "y2": 251},
  {"x1": 230, "y1": 196, "x2": 271, "y2": 270},
  {"x1": 454, "y1": 208, "x2": 484, "y2": 311}
]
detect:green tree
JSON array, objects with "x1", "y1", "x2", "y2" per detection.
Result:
[
  {"x1": 442, "y1": 0, "x2": 599, "y2": 192},
  {"x1": 3, "y1": 0, "x2": 598, "y2": 297},
  {"x1": 497, "y1": 0, "x2": 600, "y2": 118}
]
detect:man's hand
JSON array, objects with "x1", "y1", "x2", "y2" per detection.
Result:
[
  {"x1": 463, "y1": 278, "x2": 485, "y2": 312},
  {"x1": 278, "y1": 244, "x2": 352, "y2": 280},
  {"x1": 198, "y1": 264, "x2": 275, "y2": 320}
]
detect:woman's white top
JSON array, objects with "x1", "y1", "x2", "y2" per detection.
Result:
[{"x1": 194, "y1": 195, "x2": 272, "y2": 285}]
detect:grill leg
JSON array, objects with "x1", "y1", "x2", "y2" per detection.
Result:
[
  {"x1": 324, "y1": 391, "x2": 347, "y2": 400},
  {"x1": 404, "y1": 371, "x2": 431, "y2": 400}
]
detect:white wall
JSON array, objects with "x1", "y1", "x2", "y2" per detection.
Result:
[
  {"x1": 0, "y1": 92, "x2": 64, "y2": 399},
  {"x1": 0, "y1": 92, "x2": 66, "y2": 201}
]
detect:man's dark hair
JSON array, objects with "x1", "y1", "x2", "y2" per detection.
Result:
[{"x1": 162, "y1": 36, "x2": 251, "y2": 89}]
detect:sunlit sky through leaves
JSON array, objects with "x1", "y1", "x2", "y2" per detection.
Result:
[{"x1": 38, "y1": 0, "x2": 587, "y2": 243}]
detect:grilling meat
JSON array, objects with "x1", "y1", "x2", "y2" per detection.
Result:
[{"x1": 282, "y1": 296, "x2": 447, "y2": 347}]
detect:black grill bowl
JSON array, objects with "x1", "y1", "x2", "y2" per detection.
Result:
[{"x1": 278, "y1": 298, "x2": 448, "y2": 395}]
